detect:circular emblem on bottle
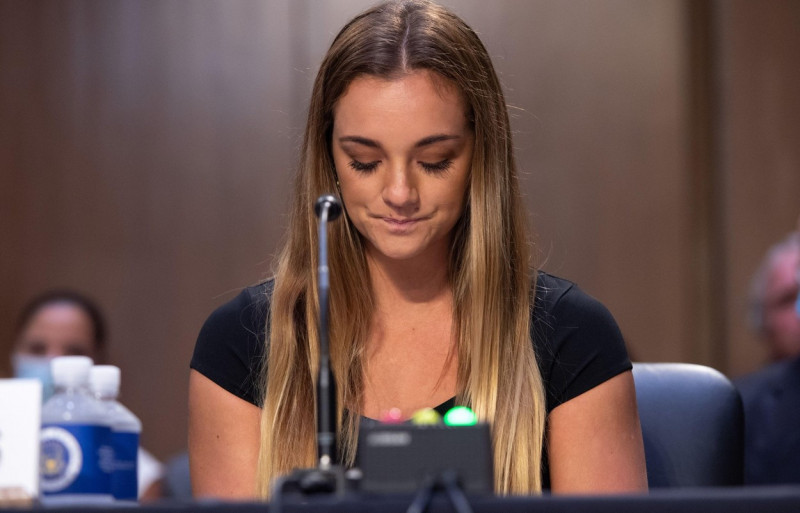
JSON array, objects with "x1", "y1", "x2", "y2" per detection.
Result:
[{"x1": 40, "y1": 427, "x2": 83, "y2": 492}]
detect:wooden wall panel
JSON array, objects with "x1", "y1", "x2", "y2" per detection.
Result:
[
  {"x1": 0, "y1": 0, "x2": 299, "y2": 458},
  {"x1": 718, "y1": 0, "x2": 800, "y2": 376},
  {"x1": 480, "y1": 0, "x2": 688, "y2": 364}
]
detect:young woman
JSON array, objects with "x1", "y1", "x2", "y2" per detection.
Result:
[
  {"x1": 11, "y1": 291, "x2": 109, "y2": 398},
  {"x1": 11, "y1": 290, "x2": 165, "y2": 500},
  {"x1": 189, "y1": 0, "x2": 647, "y2": 498}
]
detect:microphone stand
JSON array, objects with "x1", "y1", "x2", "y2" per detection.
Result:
[
  {"x1": 315, "y1": 194, "x2": 341, "y2": 469},
  {"x1": 271, "y1": 194, "x2": 349, "y2": 512}
]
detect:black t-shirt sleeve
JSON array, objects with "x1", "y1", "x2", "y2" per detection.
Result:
[
  {"x1": 190, "y1": 282, "x2": 271, "y2": 407},
  {"x1": 191, "y1": 275, "x2": 629, "y2": 415},
  {"x1": 533, "y1": 273, "x2": 632, "y2": 413}
]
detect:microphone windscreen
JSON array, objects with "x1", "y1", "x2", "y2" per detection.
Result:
[{"x1": 314, "y1": 194, "x2": 342, "y2": 221}]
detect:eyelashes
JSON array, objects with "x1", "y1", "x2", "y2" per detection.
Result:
[
  {"x1": 349, "y1": 159, "x2": 380, "y2": 172},
  {"x1": 420, "y1": 159, "x2": 453, "y2": 173},
  {"x1": 347, "y1": 159, "x2": 453, "y2": 174}
]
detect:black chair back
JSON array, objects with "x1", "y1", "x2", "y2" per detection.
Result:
[{"x1": 632, "y1": 363, "x2": 744, "y2": 487}]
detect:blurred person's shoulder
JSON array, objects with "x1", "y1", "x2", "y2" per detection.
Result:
[{"x1": 736, "y1": 355, "x2": 800, "y2": 402}]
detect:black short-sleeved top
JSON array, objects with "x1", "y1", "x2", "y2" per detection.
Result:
[
  {"x1": 190, "y1": 272, "x2": 631, "y2": 486},
  {"x1": 191, "y1": 272, "x2": 630, "y2": 413}
]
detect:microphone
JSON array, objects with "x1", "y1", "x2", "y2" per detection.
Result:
[
  {"x1": 314, "y1": 194, "x2": 343, "y2": 222},
  {"x1": 270, "y1": 195, "x2": 349, "y2": 509},
  {"x1": 314, "y1": 194, "x2": 342, "y2": 469}
]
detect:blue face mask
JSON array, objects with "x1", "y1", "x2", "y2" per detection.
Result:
[
  {"x1": 796, "y1": 291, "x2": 800, "y2": 317},
  {"x1": 12, "y1": 354, "x2": 55, "y2": 403},
  {"x1": 796, "y1": 268, "x2": 800, "y2": 317}
]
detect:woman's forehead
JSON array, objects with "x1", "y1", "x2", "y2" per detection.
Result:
[{"x1": 332, "y1": 71, "x2": 469, "y2": 137}]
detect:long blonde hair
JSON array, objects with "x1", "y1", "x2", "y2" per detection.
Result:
[{"x1": 257, "y1": 0, "x2": 545, "y2": 496}]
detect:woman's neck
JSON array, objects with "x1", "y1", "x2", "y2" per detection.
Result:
[
  {"x1": 365, "y1": 243, "x2": 452, "y2": 311},
  {"x1": 361, "y1": 241, "x2": 459, "y2": 419}
]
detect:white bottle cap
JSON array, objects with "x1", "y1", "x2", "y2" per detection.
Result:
[
  {"x1": 90, "y1": 365, "x2": 121, "y2": 397},
  {"x1": 51, "y1": 356, "x2": 94, "y2": 387}
]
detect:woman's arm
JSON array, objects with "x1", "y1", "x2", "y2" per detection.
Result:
[
  {"x1": 546, "y1": 370, "x2": 648, "y2": 493},
  {"x1": 188, "y1": 369, "x2": 262, "y2": 498}
]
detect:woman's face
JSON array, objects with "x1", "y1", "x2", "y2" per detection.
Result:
[
  {"x1": 331, "y1": 70, "x2": 473, "y2": 264},
  {"x1": 15, "y1": 303, "x2": 96, "y2": 359}
]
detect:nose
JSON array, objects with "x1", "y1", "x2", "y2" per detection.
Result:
[{"x1": 381, "y1": 163, "x2": 419, "y2": 214}]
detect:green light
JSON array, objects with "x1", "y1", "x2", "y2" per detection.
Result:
[{"x1": 443, "y1": 406, "x2": 477, "y2": 426}]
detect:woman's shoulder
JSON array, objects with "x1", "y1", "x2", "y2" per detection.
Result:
[
  {"x1": 533, "y1": 271, "x2": 620, "y2": 331},
  {"x1": 198, "y1": 279, "x2": 274, "y2": 339},
  {"x1": 532, "y1": 271, "x2": 631, "y2": 412},
  {"x1": 189, "y1": 279, "x2": 275, "y2": 406}
]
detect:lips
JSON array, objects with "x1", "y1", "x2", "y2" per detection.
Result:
[
  {"x1": 378, "y1": 216, "x2": 426, "y2": 233},
  {"x1": 383, "y1": 217, "x2": 421, "y2": 225}
]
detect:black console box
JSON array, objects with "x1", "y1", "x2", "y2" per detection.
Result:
[{"x1": 356, "y1": 423, "x2": 494, "y2": 494}]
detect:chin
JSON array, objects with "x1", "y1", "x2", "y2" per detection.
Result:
[
  {"x1": 367, "y1": 239, "x2": 429, "y2": 262},
  {"x1": 374, "y1": 247, "x2": 426, "y2": 262}
]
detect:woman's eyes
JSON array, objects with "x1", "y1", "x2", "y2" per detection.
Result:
[
  {"x1": 349, "y1": 159, "x2": 380, "y2": 172},
  {"x1": 347, "y1": 159, "x2": 453, "y2": 174},
  {"x1": 420, "y1": 159, "x2": 453, "y2": 173}
]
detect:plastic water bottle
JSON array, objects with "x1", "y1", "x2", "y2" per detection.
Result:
[
  {"x1": 89, "y1": 365, "x2": 141, "y2": 502},
  {"x1": 40, "y1": 356, "x2": 113, "y2": 504}
]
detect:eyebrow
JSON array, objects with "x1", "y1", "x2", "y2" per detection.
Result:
[{"x1": 338, "y1": 134, "x2": 461, "y2": 149}]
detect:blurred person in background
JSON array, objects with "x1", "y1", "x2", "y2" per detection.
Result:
[
  {"x1": 747, "y1": 232, "x2": 800, "y2": 362},
  {"x1": 9, "y1": 290, "x2": 166, "y2": 500},
  {"x1": 736, "y1": 227, "x2": 800, "y2": 484},
  {"x1": 11, "y1": 291, "x2": 108, "y2": 399}
]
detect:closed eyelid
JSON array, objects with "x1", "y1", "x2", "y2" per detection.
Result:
[
  {"x1": 348, "y1": 159, "x2": 380, "y2": 173},
  {"x1": 337, "y1": 135, "x2": 466, "y2": 172},
  {"x1": 416, "y1": 148, "x2": 457, "y2": 161},
  {"x1": 419, "y1": 159, "x2": 453, "y2": 174},
  {"x1": 339, "y1": 141, "x2": 382, "y2": 159}
]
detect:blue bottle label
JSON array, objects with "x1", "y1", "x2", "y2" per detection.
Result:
[
  {"x1": 112, "y1": 431, "x2": 139, "y2": 500},
  {"x1": 40, "y1": 424, "x2": 113, "y2": 496}
]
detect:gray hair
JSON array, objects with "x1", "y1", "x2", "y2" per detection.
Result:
[{"x1": 748, "y1": 232, "x2": 800, "y2": 334}]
